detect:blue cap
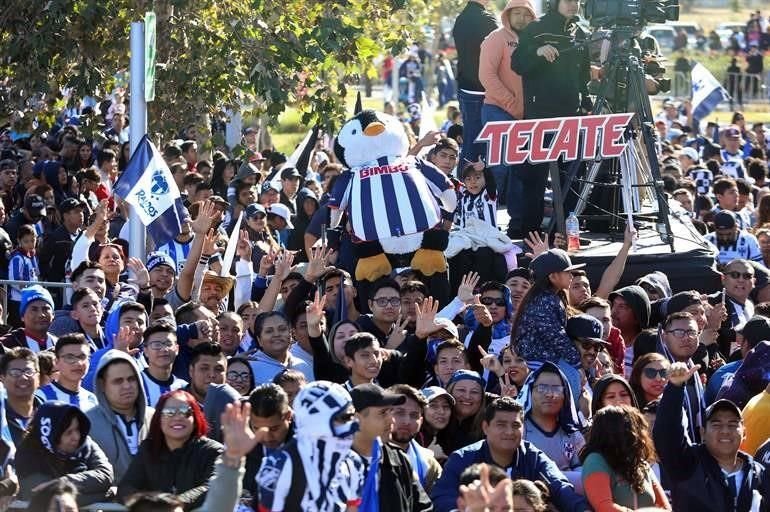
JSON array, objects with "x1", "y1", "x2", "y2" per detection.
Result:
[
  {"x1": 446, "y1": 369, "x2": 485, "y2": 389},
  {"x1": 146, "y1": 252, "x2": 177, "y2": 275},
  {"x1": 245, "y1": 203, "x2": 267, "y2": 219},
  {"x1": 20, "y1": 285, "x2": 54, "y2": 317}
]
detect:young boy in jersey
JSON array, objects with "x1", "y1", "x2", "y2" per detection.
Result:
[
  {"x1": 69, "y1": 288, "x2": 106, "y2": 352},
  {"x1": 7, "y1": 224, "x2": 40, "y2": 327},
  {"x1": 141, "y1": 320, "x2": 187, "y2": 407},
  {"x1": 342, "y1": 333, "x2": 383, "y2": 391},
  {"x1": 35, "y1": 333, "x2": 98, "y2": 411}
]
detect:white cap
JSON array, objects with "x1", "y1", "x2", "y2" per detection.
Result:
[{"x1": 267, "y1": 203, "x2": 294, "y2": 229}]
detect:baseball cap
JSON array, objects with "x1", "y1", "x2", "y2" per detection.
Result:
[
  {"x1": 446, "y1": 369, "x2": 485, "y2": 389},
  {"x1": 24, "y1": 194, "x2": 46, "y2": 218},
  {"x1": 20, "y1": 285, "x2": 54, "y2": 317},
  {"x1": 704, "y1": 398, "x2": 742, "y2": 421},
  {"x1": 59, "y1": 197, "x2": 86, "y2": 214},
  {"x1": 267, "y1": 203, "x2": 294, "y2": 229},
  {"x1": 146, "y1": 252, "x2": 177, "y2": 275},
  {"x1": 245, "y1": 203, "x2": 267, "y2": 219},
  {"x1": 666, "y1": 290, "x2": 702, "y2": 315},
  {"x1": 714, "y1": 210, "x2": 737, "y2": 230},
  {"x1": 723, "y1": 125, "x2": 743, "y2": 140},
  {"x1": 738, "y1": 316, "x2": 770, "y2": 347},
  {"x1": 351, "y1": 383, "x2": 406, "y2": 412},
  {"x1": 421, "y1": 386, "x2": 456, "y2": 406},
  {"x1": 280, "y1": 167, "x2": 302, "y2": 180},
  {"x1": 680, "y1": 147, "x2": 699, "y2": 163},
  {"x1": 432, "y1": 317, "x2": 459, "y2": 339},
  {"x1": 261, "y1": 181, "x2": 280, "y2": 195},
  {"x1": 530, "y1": 249, "x2": 585, "y2": 280},
  {"x1": 566, "y1": 314, "x2": 608, "y2": 344}
]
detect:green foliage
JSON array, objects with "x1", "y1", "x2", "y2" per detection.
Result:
[{"x1": 0, "y1": 0, "x2": 464, "y2": 137}]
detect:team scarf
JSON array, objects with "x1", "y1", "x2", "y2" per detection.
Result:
[{"x1": 358, "y1": 437, "x2": 382, "y2": 512}]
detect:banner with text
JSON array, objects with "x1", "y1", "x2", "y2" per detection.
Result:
[{"x1": 475, "y1": 113, "x2": 634, "y2": 166}]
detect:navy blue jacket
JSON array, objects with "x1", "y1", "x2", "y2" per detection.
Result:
[
  {"x1": 654, "y1": 383, "x2": 770, "y2": 511},
  {"x1": 430, "y1": 439, "x2": 587, "y2": 512}
]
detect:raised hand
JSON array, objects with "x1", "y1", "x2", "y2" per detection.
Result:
[
  {"x1": 273, "y1": 250, "x2": 295, "y2": 281},
  {"x1": 236, "y1": 230, "x2": 252, "y2": 261},
  {"x1": 202, "y1": 228, "x2": 219, "y2": 257},
  {"x1": 304, "y1": 246, "x2": 334, "y2": 283},
  {"x1": 126, "y1": 256, "x2": 150, "y2": 288},
  {"x1": 457, "y1": 272, "x2": 480, "y2": 304},
  {"x1": 414, "y1": 296, "x2": 441, "y2": 340},
  {"x1": 499, "y1": 372, "x2": 518, "y2": 398},
  {"x1": 220, "y1": 402, "x2": 267, "y2": 459},
  {"x1": 471, "y1": 295, "x2": 493, "y2": 328},
  {"x1": 192, "y1": 200, "x2": 221, "y2": 235},
  {"x1": 114, "y1": 325, "x2": 139, "y2": 356},
  {"x1": 668, "y1": 362, "x2": 700, "y2": 387},
  {"x1": 478, "y1": 346, "x2": 504, "y2": 377},
  {"x1": 306, "y1": 291, "x2": 327, "y2": 334},
  {"x1": 524, "y1": 231, "x2": 550, "y2": 259},
  {"x1": 385, "y1": 314, "x2": 410, "y2": 349},
  {"x1": 459, "y1": 463, "x2": 513, "y2": 512}
]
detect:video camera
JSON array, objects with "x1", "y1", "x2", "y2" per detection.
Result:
[{"x1": 584, "y1": 0, "x2": 679, "y2": 29}]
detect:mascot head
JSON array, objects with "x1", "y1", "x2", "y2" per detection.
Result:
[
  {"x1": 334, "y1": 109, "x2": 409, "y2": 168},
  {"x1": 293, "y1": 381, "x2": 358, "y2": 439}
]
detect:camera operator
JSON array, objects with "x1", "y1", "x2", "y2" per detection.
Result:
[{"x1": 511, "y1": 0, "x2": 593, "y2": 236}]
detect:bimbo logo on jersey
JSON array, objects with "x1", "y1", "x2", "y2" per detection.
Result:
[{"x1": 359, "y1": 162, "x2": 410, "y2": 179}]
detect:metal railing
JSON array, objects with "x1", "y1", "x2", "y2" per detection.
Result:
[
  {"x1": 0, "y1": 280, "x2": 73, "y2": 323},
  {"x1": 671, "y1": 71, "x2": 768, "y2": 104}
]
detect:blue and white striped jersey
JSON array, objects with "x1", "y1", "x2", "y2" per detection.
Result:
[
  {"x1": 329, "y1": 156, "x2": 452, "y2": 242},
  {"x1": 155, "y1": 239, "x2": 191, "y2": 274},
  {"x1": 141, "y1": 369, "x2": 187, "y2": 408},
  {"x1": 35, "y1": 381, "x2": 98, "y2": 412},
  {"x1": 8, "y1": 251, "x2": 39, "y2": 301}
]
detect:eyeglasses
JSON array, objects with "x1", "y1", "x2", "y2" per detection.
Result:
[
  {"x1": 480, "y1": 297, "x2": 506, "y2": 307},
  {"x1": 726, "y1": 271, "x2": 754, "y2": 280},
  {"x1": 643, "y1": 367, "x2": 669, "y2": 380},
  {"x1": 59, "y1": 354, "x2": 89, "y2": 364},
  {"x1": 666, "y1": 328, "x2": 699, "y2": 339},
  {"x1": 5, "y1": 368, "x2": 38, "y2": 378},
  {"x1": 160, "y1": 404, "x2": 193, "y2": 418},
  {"x1": 147, "y1": 340, "x2": 175, "y2": 351},
  {"x1": 372, "y1": 297, "x2": 401, "y2": 308},
  {"x1": 227, "y1": 371, "x2": 251, "y2": 382},
  {"x1": 533, "y1": 384, "x2": 565, "y2": 396}
]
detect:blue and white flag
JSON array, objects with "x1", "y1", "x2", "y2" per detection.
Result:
[
  {"x1": 113, "y1": 135, "x2": 185, "y2": 247},
  {"x1": 691, "y1": 63, "x2": 730, "y2": 120}
]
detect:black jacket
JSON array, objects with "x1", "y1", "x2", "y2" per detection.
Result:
[
  {"x1": 511, "y1": 10, "x2": 591, "y2": 119},
  {"x1": 654, "y1": 383, "x2": 770, "y2": 511},
  {"x1": 376, "y1": 442, "x2": 433, "y2": 512},
  {"x1": 707, "y1": 291, "x2": 750, "y2": 358},
  {"x1": 118, "y1": 436, "x2": 222, "y2": 510},
  {"x1": 452, "y1": 1, "x2": 498, "y2": 92},
  {"x1": 38, "y1": 224, "x2": 78, "y2": 282}
]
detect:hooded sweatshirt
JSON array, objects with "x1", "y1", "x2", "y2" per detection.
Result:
[
  {"x1": 86, "y1": 350, "x2": 154, "y2": 481},
  {"x1": 16, "y1": 402, "x2": 113, "y2": 505},
  {"x1": 521, "y1": 362, "x2": 585, "y2": 477},
  {"x1": 478, "y1": 0, "x2": 536, "y2": 119},
  {"x1": 203, "y1": 383, "x2": 241, "y2": 443}
]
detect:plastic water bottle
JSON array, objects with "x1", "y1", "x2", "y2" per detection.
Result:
[{"x1": 566, "y1": 212, "x2": 580, "y2": 253}]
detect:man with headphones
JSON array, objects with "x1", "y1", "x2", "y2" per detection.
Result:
[{"x1": 511, "y1": 0, "x2": 593, "y2": 237}]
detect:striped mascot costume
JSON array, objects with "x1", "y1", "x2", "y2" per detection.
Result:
[{"x1": 330, "y1": 109, "x2": 457, "y2": 287}]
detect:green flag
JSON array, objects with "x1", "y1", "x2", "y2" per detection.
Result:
[{"x1": 144, "y1": 12, "x2": 157, "y2": 102}]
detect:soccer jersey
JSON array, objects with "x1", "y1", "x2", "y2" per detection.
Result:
[
  {"x1": 156, "y1": 239, "x2": 191, "y2": 273},
  {"x1": 704, "y1": 230, "x2": 763, "y2": 264},
  {"x1": 455, "y1": 188, "x2": 497, "y2": 229},
  {"x1": 712, "y1": 205, "x2": 751, "y2": 230},
  {"x1": 141, "y1": 369, "x2": 187, "y2": 408},
  {"x1": 328, "y1": 156, "x2": 452, "y2": 242},
  {"x1": 720, "y1": 149, "x2": 746, "y2": 179},
  {"x1": 8, "y1": 251, "x2": 40, "y2": 301},
  {"x1": 687, "y1": 167, "x2": 714, "y2": 196},
  {"x1": 35, "y1": 381, "x2": 98, "y2": 412}
]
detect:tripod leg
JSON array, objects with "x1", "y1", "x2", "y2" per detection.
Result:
[{"x1": 549, "y1": 162, "x2": 566, "y2": 237}]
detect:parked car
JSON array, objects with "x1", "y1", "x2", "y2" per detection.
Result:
[
  {"x1": 715, "y1": 22, "x2": 746, "y2": 49},
  {"x1": 666, "y1": 21, "x2": 703, "y2": 48},
  {"x1": 644, "y1": 25, "x2": 677, "y2": 53}
]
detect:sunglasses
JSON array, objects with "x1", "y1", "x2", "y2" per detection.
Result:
[
  {"x1": 725, "y1": 271, "x2": 754, "y2": 280},
  {"x1": 643, "y1": 368, "x2": 669, "y2": 380},
  {"x1": 480, "y1": 297, "x2": 506, "y2": 307},
  {"x1": 160, "y1": 404, "x2": 193, "y2": 418}
]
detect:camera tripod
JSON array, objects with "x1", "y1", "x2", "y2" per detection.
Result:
[{"x1": 562, "y1": 27, "x2": 675, "y2": 252}]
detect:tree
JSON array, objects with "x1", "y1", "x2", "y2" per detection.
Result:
[{"x1": 0, "y1": 0, "x2": 464, "y2": 138}]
